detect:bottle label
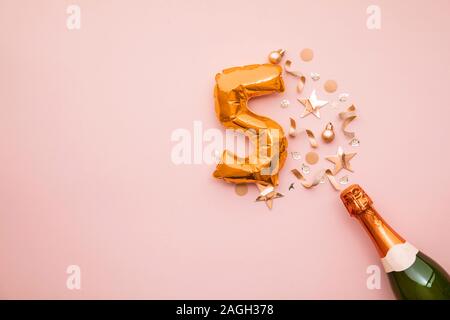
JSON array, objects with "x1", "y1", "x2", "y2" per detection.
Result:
[{"x1": 381, "y1": 242, "x2": 419, "y2": 273}]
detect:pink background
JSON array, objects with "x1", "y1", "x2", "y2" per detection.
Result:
[{"x1": 1, "y1": 0, "x2": 449, "y2": 299}]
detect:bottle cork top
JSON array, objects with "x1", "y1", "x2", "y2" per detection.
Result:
[{"x1": 340, "y1": 184, "x2": 373, "y2": 216}]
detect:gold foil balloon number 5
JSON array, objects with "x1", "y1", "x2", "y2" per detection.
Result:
[{"x1": 213, "y1": 64, "x2": 288, "y2": 186}]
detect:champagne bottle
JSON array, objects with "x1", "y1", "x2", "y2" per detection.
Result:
[{"x1": 340, "y1": 184, "x2": 450, "y2": 300}]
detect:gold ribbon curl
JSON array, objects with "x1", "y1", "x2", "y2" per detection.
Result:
[
  {"x1": 339, "y1": 105, "x2": 357, "y2": 138},
  {"x1": 284, "y1": 60, "x2": 306, "y2": 93},
  {"x1": 288, "y1": 118, "x2": 318, "y2": 149},
  {"x1": 289, "y1": 117, "x2": 297, "y2": 138},
  {"x1": 291, "y1": 169, "x2": 305, "y2": 180},
  {"x1": 301, "y1": 169, "x2": 341, "y2": 191}
]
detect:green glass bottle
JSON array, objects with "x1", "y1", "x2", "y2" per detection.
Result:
[{"x1": 340, "y1": 184, "x2": 450, "y2": 300}]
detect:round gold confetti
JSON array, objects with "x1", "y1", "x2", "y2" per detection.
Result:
[
  {"x1": 324, "y1": 80, "x2": 338, "y2": 93},
  {"x1": 305, "y1": 151, "x2": 319, "y2": 165},
  {"x1": 300, "y1": 48, "x2": 314, "y2": 62},
  {"x1": 234, "y1": 184, "x2": 248, "y2": 196}
]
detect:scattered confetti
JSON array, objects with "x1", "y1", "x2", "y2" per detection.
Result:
[
  {"x1": 301, "y1": 169, "x2": 341, "y2": 191},
  {"x1": 319, "y1": 175, "x2": 326, "y2": 184},
  {"x1": 339, "y1": 105, "x2": 357, "y2": 138},
  {"x1": 291, "y1": 169, "x2": 305, "y2": 180},
  {"x1": 339, "y1": 175, "x2": 349, "y2": 185},
  {"x1": 326, "y1": 146, "x2": 357, "y2": 175},
  {"x1": 338, "y1": 93, "x2": 350, "y2": 102},
  {"x1": 349, "y1": 138, "x2": 360, "y2": 147},
  {"x1": 302, "y1": 129, "x2": 318, "y2": 148},
  {"x1": 217, "y1": 49, "x2": 364, "y2": 204},
  {"x1": 300, "y1": 48, "x2": 314, "y2": 62},
  {"x1": 235, "y1": 184, "x2": 248, "y2": 196},
  {"x1": 298, "y1": 90, "x2": 328, "y2": 119},
  {"x1": 289, "y1": 117, "x2": 297, "y2": 137},
  {"x1": 305, "y1": 151, "x2": 319, "y2": 165},
  {"x1": 311, "y1": 72, "x2": 320, "y2": 81},
  {"x1": 284, "y1": 60, "x2": 306, "y2": 93},
  {"x1": 280, "y1": 99, "x2": 290, "y2": 108},
  {"x1": 301, "y1": 163, "x2": 311, "y2": 174},
  {"x1": 291, "y1": 152, "x2": 302, "y2": 160},
  {"x1": 330, "y1": 101, "x2": 339, "y2": 109},
  {"x1": 256, "y1": 183, "x2": 283, "y2": 209},
  {"x1": 324, "y1": 80, "x2": 338, "y2": 93}
]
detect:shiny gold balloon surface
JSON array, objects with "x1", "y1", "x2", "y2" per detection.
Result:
[{"x1": 213, "y1": 64, "x2": 287, "y2": 186}]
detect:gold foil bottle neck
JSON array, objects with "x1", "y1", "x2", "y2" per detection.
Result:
[
  {"x1": 340, "y1": 184, "x2": 406, "y2": 257},
  {"x1": 340, "y1": 184, "x2": 373, "y2": 216}
]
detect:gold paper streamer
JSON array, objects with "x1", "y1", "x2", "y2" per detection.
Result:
[
  {"x1": 291, "y1": 169, "x2": 305, "y2": 180},
  {"x1": 284, "y1": 60, "x2": 306, "y2": 93},
  {"x1": 325, "y1": 170, "x2": 342, "y2": 191},
  {"x1": 289, "y1": 117, "x2": 297, "y2": 137},
  {"x1": 288, "y1": 122, "x2": 317, "y2": 149},
  {"x1": 301, "y1": 169, "x2": 341, "y2": 191},
  {"x1": 303, "y1": 129, "x2": 318, "y2": 148},
  {"x1": 339, "y1": 105, "x2": 357, "y2": 138}
]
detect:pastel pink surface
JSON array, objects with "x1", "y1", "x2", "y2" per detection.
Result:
[{"x1": 0, "y1": 0, "x2": 449, "y2": 299}]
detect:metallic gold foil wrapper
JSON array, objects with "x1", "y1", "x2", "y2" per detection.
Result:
[
  {"x1": 340, "y1": 184, "x2": 373, "y2": 216},
  {"x1": 213, "y1": 64, "x2": 287, "y2": 186},
  {"x1": 340, "y1": 185, "x2": 405, "y2": 257}
]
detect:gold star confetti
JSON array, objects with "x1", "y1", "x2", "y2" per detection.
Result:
[
  {"x1": 326, "y1": 146, "x2": 356, "y2": 175},
  {"x1": 298, "y1": 90, "x2": 328, "y2": 119},
  {"x1": 255, "y1": 183, "x2": 284, "y2": 209}
]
